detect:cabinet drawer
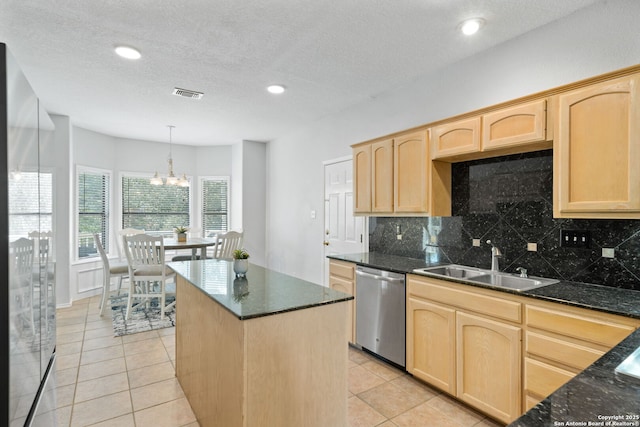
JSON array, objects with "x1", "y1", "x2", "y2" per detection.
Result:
[
  {"x1": 431, "y1": 117, "x2": 481, "y2": 159},
  {"x1": 526, "y1": 305, "x2": 635, "y2": 347},
  {"x1": 408, "y1": 276, "x2": 521, "y2": 323},
  {"x1": 482, "y1": 99, "x2": 547, "y2": 151},
  {"x1": 525, "y1": 331, "x2": 603, "y2": 371},
  {"x1": 329, "y1": 260, "x2": 354, "y2": 280},
  {"x1": 525, "y1": 357, "x2": 574, "y2": 399}
]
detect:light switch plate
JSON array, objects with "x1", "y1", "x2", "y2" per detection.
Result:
[
  {"x1": 472, "y1": 239, "x2": 480, "y2": 247},
  {"x1": 602, "y1": 248, "x2": 615, "y2": 258},
  {"x1": 527, "y1": 243, "x2": 538, "y2": 252}
]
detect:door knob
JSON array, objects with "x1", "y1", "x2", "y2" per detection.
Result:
[{"x1": 323, "y1": 241, "x2": 330, "y2": 246}]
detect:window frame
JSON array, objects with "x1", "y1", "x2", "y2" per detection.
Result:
[
  {"x1": 120, "y1": 171, "x2": 193, "y2": 237},
  {"x1": 75, "y1": 165, "x2": 112, "y2": 262},
  {"x1": 200, "y1": 176, "x2": 230, "y2": 238},
  {"x1": 8, "y1": 168, "x2": 54, "y2": 241}
]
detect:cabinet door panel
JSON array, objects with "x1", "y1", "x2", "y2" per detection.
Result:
[
  {"x1": 329, "y1": 260, "x2": 354, "y2": 280},
  {"x1": 329, "y1": 275, "x2": 355, "y2": 343},
  {"x1": 525, "y1": 331, "x2": 603, "y2": 371},
  {"x1": 556, "y1": 76, "x2": 640, "y2": 214},
  {"x1": 526, "y1": 305, "x2": 635, "y2": 347},
  {"x1": 406, "y1": 297, "x2": 455, "y2": 394},
  {"x1": 431, "y1": 117, "x2": 481, "y2": 159},
  {"x1": 394, "y1": 131, "x2": 428, "y2": 212},
  {"x1": 482, "y1": 100, "x2": 546, "y2": 150},
  {"x1": 353, "y1": 145, "x2": 371, "y2": 213},
  {"x1": 371, "y1": 139, "x2": 394, "y2": 213},
  {"x1": 456, "y1": 311, "x2": 521, "y2": 424},
  {"x1": 524, "y1": 357, "x2": 574, "y2": 401}
]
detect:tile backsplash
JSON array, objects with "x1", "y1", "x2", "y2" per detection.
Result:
[{"x1": 369, "y1": 150, "x2": 640, "y2": 291}]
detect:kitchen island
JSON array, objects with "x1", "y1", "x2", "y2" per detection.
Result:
[{"x1": 169, "y1": 259, "x2": 353, "y2": 427}]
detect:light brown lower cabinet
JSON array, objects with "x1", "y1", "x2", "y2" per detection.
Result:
[
  {"x1": 456, "y1": 312, "x2": 521, "y2": 423},
  {"x1": 406, "y1": 274, "x2": 640, "y2": 423},
  {"x1": 523, "y1": 302, "x2": 640, "y2": 409},
  {"x1": 406, "y1": 297, "x2": 456, "y2": 394},
  {"x1": 328, "y1": 260, "x2": 356, "y2": 343},
  {"x1": 406, "y1": 275, "x2": 522, "y2": 424}
]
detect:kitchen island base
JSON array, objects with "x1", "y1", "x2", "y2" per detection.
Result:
[{"x1": 175, "y1": 275, "x2": 348, "y2": 427}]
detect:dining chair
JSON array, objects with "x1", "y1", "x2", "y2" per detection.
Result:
[
  {"x1": 28, "y1": 231, "x2": 56, "y2": 330},
  {"x1": 10, "y1": 237, "x2": 36, "y2": 335},
  {"x1": 94, "y1": 233, "x2": 130, "y2": 316},
  {"x1": 124, "y1": 234, "x2": 176, "y2": 320},
  {"x1": 211, "y1": 230, "x2": 244, "y2": 260},
  {"x1": 116, "y1": 228, "x2": 145, "y2": 261}
]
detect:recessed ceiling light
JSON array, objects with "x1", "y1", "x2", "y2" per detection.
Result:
[
  {"x1": 460, "y1": 18, "x2": 485, "y2": 36},
  {"x1": 267, "y1": 84, "x2": 286, "y2": 94},
  {"x1": 115, "y1": 45, "x2": 141, "y2": 60}
]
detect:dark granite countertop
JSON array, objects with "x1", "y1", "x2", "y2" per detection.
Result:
[
  {"x1": 328, "y1": 252, "x2": 640, "y2": 426},
  {"x1": 170, "y1": 259, "x2": 353, "y2": 320},
  {"x1": 328, "y1": 252, "x2": 640, "y2": 320}
]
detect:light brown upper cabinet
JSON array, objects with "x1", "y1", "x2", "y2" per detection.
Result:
[
  {"x1": 432, "y1": 100, "x2": 549, "y2": 161},
  {"x1": 554, "y1": 74, "x2": 640, "y2": 218},
  {"x1": 353, "y1": 130, "x2": 434, "y2": 215},
  {"x1": 353, "y1": 144, "x2": 371, "y2": 213},
  {"x1": 371, "y1": 139, "x2": 394, "y2": 213},
  {"x1": 431, "y1": 117, "x2": 481, "y2": 160},
  {"x1": 482, "y1": 100, "x2": 547, "y2": 151},
  {"x1": 394, "y1": 130, "x2": 429, "y2": 212},
  {"x1": 353, "y1": 138, "x2": 394, "y2": 214}
]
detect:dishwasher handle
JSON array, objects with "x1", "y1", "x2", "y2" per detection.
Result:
[{"x1": 356, "y1": 269, "x2": 404, "y2": 283}]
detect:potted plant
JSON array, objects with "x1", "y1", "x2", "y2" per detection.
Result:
[
  {"x1": 233, "y1": 248, "x2": 250, "y2": 277},
  {"x1": 174, "y1": 226, "x2": 189, "y2": 242}
]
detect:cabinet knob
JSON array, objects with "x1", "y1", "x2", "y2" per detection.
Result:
[{"x1": 323, "y1": 241, "x2": 330, "y2": 246}]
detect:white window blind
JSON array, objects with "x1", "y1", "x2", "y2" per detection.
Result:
[
  {"x1": 122, "y1": 176, "x2": 190, "y2": 234},
  {"x1": 201, "y1": 177, "x2": 229, "y2": 236},
  {"x1": 78, "y1": 170, "x2": 110, "y2": 259},
  {"x1": 9, "y1": 171, "x2": 53, "y2": 240}
]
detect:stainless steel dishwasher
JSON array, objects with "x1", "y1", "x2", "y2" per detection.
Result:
[{"x1": 355, "y1": 265, "x2": 406, "y2": 368}]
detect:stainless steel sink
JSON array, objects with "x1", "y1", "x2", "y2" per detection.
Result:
[
  {"x1": 615, "y1": 346, "x2": 640, "y2": 380},
  {"x1": 414, "y1": 264, "x2": 486, "y2": 279},
  {"x1": 413, "y1": 264, "x2": 558, "y2": 291},
  {"x1": 470, "y1": 273, "x2": 558, "y2": 291}
]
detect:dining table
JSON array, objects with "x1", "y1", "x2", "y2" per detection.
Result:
[{"x1": 163, "y1": 237, "x2": 217, "y2": 260}]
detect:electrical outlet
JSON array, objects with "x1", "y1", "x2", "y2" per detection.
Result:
[
  {"x1": 396, "y1": 234, "x2": 402, "y2": 240},
  {"x1": 559, "y1": 229, "x2": 591, "y2": 248},
  {"x1": 527, "y1": 243, "x2": 538, "y2": 252},
  {"x1": 602, "y1": 248, "x2": 615, "y2": 258},
  {"x1": 472, "y1": 239, "x2": 480, "y2": 247}
]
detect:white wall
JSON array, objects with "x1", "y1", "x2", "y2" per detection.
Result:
[{"x1": 265, "y1": 0, "x2": 640, "y2": 285}]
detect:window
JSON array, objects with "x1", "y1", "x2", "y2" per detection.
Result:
[
  {"x1": 122, "y1": 175, "x2": 190, "y2": 234},
  {"x1": 201, "y1": 177, "x2": 229, "y2": 236},
  {"x1": 9, "y1": 171, "x2": 53, "y2": 240},
  {"x1": 77, "y1": 168, "x2": 110, "y2": 259}
]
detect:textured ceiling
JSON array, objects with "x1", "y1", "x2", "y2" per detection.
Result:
[{"x1": 0, "y1": 0, "x2": 601, "y2": 146}]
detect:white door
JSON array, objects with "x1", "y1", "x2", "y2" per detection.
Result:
[{"x1": 323, "y1": 157, "x2": 366, "y2": 286}]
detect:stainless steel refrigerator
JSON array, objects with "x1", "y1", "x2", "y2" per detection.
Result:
[{"x1": 1, "y1": 43, "x2": 57, "y2": 426}]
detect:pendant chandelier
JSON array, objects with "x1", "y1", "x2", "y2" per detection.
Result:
[{"x1": 150, "y1": 125, "x2": 189, "y2": 187}]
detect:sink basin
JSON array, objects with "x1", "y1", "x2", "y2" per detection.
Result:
[
  {"x1": 615, "y1": 346, "x2": 640, "y2": 380},
  {"x1": 413, "y1": 264, "x2": 558, "y2": 291},
  {"x1": 414, "y1": 264, "x2": 486, "y2": 279},
  {"x1": 470, "y1": 273, "x2": 558, "y2": 291}
]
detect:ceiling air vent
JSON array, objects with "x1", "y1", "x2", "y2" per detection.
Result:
[{"x1": 172, "y1": 87, "x2": 204, "y2": 100}]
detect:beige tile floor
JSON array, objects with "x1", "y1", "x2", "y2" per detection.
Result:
[{"x1": 55, "y1": 295, "x2": 503, "y2": 427}]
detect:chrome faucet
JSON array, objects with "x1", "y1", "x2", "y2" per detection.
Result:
[
  {"x1": 515, "y1": 267, "x2": 528, "y2": 278},
  {"x1": 486, "y1": 240, "x2": 502, "y2": 272}
]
